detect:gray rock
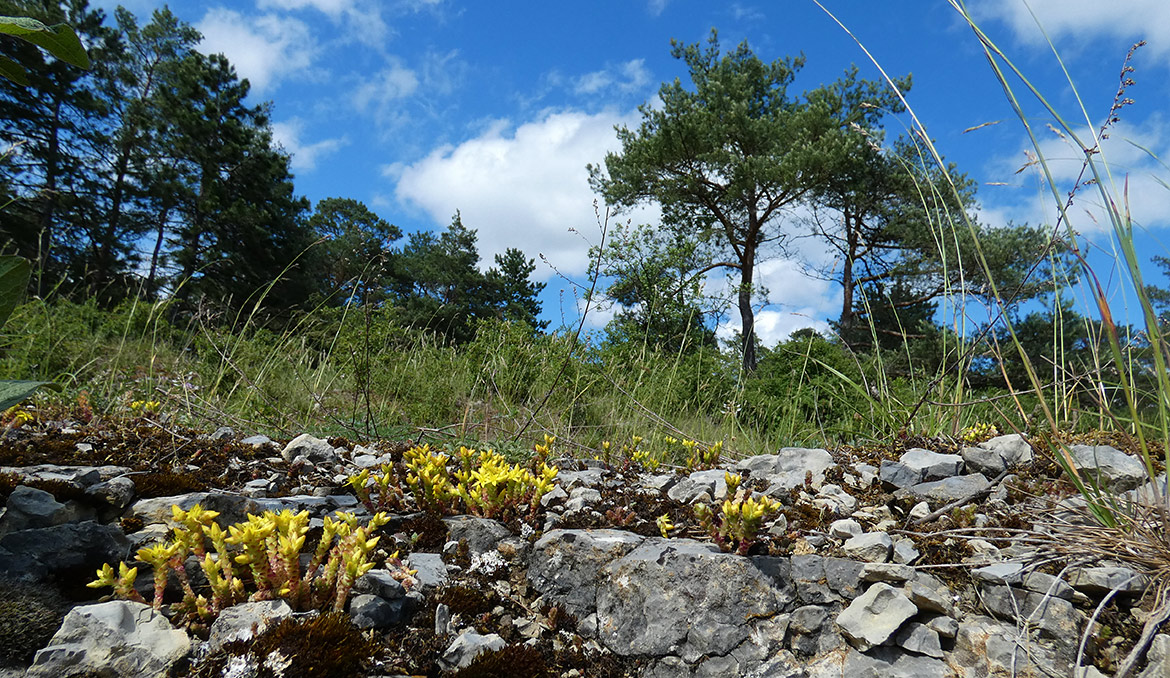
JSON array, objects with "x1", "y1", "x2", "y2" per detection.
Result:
[
  {"x1": 131, "y1": 492, "x2": 258, "y2": 527},
  {"x1": 442, "y1": 515, "x2": 511, "y2": 556},
  {"x1": 280, "y1": 433, "x2": 337, "y2": 464},
  {"x1": 980, "y1": 583, "x2": 1083, "y2": 639},
  {"x1": 1139, "y1": 633, "x2": 1170, "y2": 678},
  {"x1": 972, "y1": 561, "x2": 1024, "y2": 585},
  {"x1": 206, "y1": 600, "x2": 292, "y2": 653},
  {"x1": 789, "y1": 604, "x2": 832, "y2": 655},
  {"x1": 694, "y1": 653, "x2": 739, "y2": 677},
  {"x1": 901, "y1": 448, "x2": 964, "y2": 481},
  {"x1": 926, "y1": 615, "x2": 959, "y2": 639},
  {"x1": 861, "y1": 563, "x2": 915, "y2": 583},
  {"x1": 354, "y1": 568, "x2": 406, "y2": 600},
  {"x1": 738, "y1": 448, "x2": 835, "y2": 491},
  {"x1": 1067, "y1": 565, "x2": 1146, "y2": 595},
  {"x1": 668, "y1": 476, "x2": 717, "y2": 504},
  {"x1": 240, "y1": 434, "x2": 273, "y2": 448},
  {"x1": 835, "y1": 582, "x2": 918, "y2": 651},
  {"x1": 791, "y1": 555, "x2": 865, "y2": 604},
  {"x1": 1068, "y1": 445, "x2": 1146, "y2": 492},
  {"x1": 596, "y1": 538, "x2": 793, "y2": 661},
  {"x1": 0, "y1": 486, "x2": 81, "y2": 533},
  {"x1": 406, "y1": 552, "x2": 448, "y2": 591},
  {"x1": 841, "y1": 532, "x2": 892, "y2": 563},
  {"x1": 640, "y1": 474, "x2": 679, "y2": 494},
  {"x1": 879, "y1": 462, "x2": 923, "y2": 491},
  {"x1": 86, "y1": 476, "x2": 135, "y2": 508},
  {"x1": 349, "y1": 593, "x2": 407, "y2": 628},
  {"x1": 206, "y1": 426, "x2": 234, "y2": 441},
  {"x1": 539, "y1": 484, "x2": 568, "y2": 506},
  {"x1": 557, "y1": 469, "x2": 606, "y2": 489},
  {"x1": 960, "y1": 445, "x2": 1007, "y2": 476},
  {"x1": 983, "y1": 434, "x2": 1034, "y2": 464},
  {"x1": 892, "y1": 538, "x2": 920, "y2": 565},
  {"x1": 0, "y1": 520, "x2": 129, "y2": 581},
  {"x1": 896, "y1": 622, "x2": 944, "y2": 658},
  {"x1": 951, "y1": 614, "x2": 1071, "y2": 678},
  {"x1": 1021, "y1": 571, "x2": 1076, "y2": 601},
  {"x1": 565, "y1": 486, "x2": 602, "y2": 512},
  {"x1": 528, "y1": 529, "x2": 645, "y2": 618},
  {"x1": 28, "y1": 601, "x2": 190, "y2": 678},
  {"x1": 807, "y1": 646, "x2": 951, "y2": 678},
  {"x1": 439, "y1": 630, "x2": 505, "y2": 670},
  {"x1": 645, "y1": 656, "x2": 694, "y2": 678},
  {"x1": 905, "y1": 574, "x2": 955, "y2": 617},
  {"x1": 907, "y1": 473, "x2": 991, "y2": 504},
  {"x1": 813, "y1": 483, "x2": 856, "y2": 515},
  {"x1": 829, "y1": 518, "x2": 863, "y2": 540}
]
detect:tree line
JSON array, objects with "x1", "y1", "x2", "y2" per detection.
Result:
[{"x1": 0, "y1": 0, "x2": 545, "y2": 342}]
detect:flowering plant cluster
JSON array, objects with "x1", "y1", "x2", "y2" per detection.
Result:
[
  {"x1": 88, "y1": 505, "x2": 401, "y2": 623},
  {"x1": 693, "y1": 473, "x2": 782, "y2": 555},
  {"x1": 347, "y1": 441, "x2": 558, "y2": 523}
]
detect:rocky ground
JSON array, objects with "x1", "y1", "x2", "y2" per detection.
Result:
[{"x1": 0, "y1": 415, "x2": 1168, "y2": 677}]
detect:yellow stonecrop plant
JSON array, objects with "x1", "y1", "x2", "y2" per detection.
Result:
[
  {"x1": 959, "y1": 422, "x2": 999, "y2": 444},
  {"x1": 694, "y1": 475, "x2": 781, "y2": 555},
  {"x1": 88, "y1": 504, "x2": 390, "y2": 624},
  {"x1": 354, "y1": 442, "x2": 558, "y2": 522}
]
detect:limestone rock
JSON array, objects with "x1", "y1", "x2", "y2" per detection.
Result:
[
  {"x1": 28, "y1": 601, "x2": 190, "y2": 678},
  {"x1": 280, "y1": 433, "x2": 337, "y2": 464},
  {"x1": 442, "y1": 515, "x2": 511, "y2": 556},
  {"x1": 738, "y1": 448, "x2": 834, "y2": 492},
  {"x1": 528, "y1": 528, "x2": 645, "y2": 618},
  {"x1": 439, "y1": 631, "x2": 505, "y2": 670},
  {"x1": 206, "y1": 600, "x2": 292, "y2": 653},
  {"x1": 596, "y1": 538, "x2": 793, "y2": 661},
  {"x1": 835, "y1": 582, "x2": 917, "y2": 651},
  {"x1": 1068, "y1": 444, "x2": 1146, "y2": 492}
]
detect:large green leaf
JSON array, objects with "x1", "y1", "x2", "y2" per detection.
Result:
[
  {"x1": 0, "y1": 255, "x2": 30, "y2": 329},
  {"x1": 0, "y1": 380, "x2": 60, "y2": 412},
  {"x1": 0, "y1": 55, "x2": 27, "y2": 85},
  {"x1": 0, "y1": 16, "x2": 90, "y2": 69}
]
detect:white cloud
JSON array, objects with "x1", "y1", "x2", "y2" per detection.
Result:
[
  {"x1": 647, "y1": 0, "x2": 669, "y2": 17},
  {"x1": 982, "y1": 118, "x2": 1170, "y2": 234},
  {"x1": 978, "y1": 0, "x2": 1170, "y2": 62},
  {"x1": 354, "y1": 59, "x2": 421, "y2": 122},
  {"x1": 574, "y1": 59, "x2": 652, "y2": 96},
  {"x1": 714, "y1": 256, "x2": 840, "y2": 346},
  {"x1": 257, "y1": 0, "x2": 391, "y2": 46},
  {"x1": 393, "y1": 108, "x2": 656, "y2": 279},
  {"x1": 271, "y1": 119, "x2": 348, "y2": 173},
  {"x1": 258, "y1": 0, "x2": 352, "y2": 15},
  {"x1": 196, "y1": 9, "x2": 316, "y2": 95}
]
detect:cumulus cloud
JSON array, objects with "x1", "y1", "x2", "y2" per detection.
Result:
[
  {"x1": 574, "y1": 59, "x2": 652, "y2": 97},
  {"x1": 196, "y1": 9, "x2": 316, "y2": 95},
  {"x1": 392, "y1": 108, "x2": 653, "y2": 279},
  {"x1": 977, "y1": 0, "x2": 1170, "y2": 63},
  {"x1": 271, "y1": 119, "x2": 348, "y2": 173},
  {"x1": 393, "y1": 107, "x2": 845, "y2": 340}
]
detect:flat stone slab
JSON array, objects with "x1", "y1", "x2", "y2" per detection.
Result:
[{"x1": 596, "y1": 538, "x2": 793, "y2": 662}]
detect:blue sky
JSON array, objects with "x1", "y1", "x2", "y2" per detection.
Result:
[{"x1": 101, "y1": 0, "x2": 1170, "y2": 342}]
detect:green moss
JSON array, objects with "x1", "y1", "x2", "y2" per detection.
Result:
[
  {"x1": 0, "y1": 577, "x2": 68, "y2": 666},
  {"x1": 452, "y1": 644, "x2": 547, "y2": 678},
  {"x1": 191, "y1": 612, "x2": 379, "y2": 678}
]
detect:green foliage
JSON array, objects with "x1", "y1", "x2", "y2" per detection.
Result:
[
  {"x1": 591, "y1": 29, "x2": 904, "y2": 371},
  {"x1": 0, "y1": 255, "x2": 58, "y2": 409},
  {"x1": 0, "y1": 13, "x2": 89, "y2": 85},
  {"x1": 89, "y1": 504, "x2": 396, "y2": 621}
]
